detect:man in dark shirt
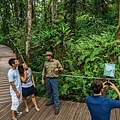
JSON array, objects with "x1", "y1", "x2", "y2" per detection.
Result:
[{"x1": 86, "y1": 80, "x2": 120, "y2": 120}]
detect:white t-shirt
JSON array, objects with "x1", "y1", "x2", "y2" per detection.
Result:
[{"x1": 7, "y1": 68, "x2": 22, "y2": 95}]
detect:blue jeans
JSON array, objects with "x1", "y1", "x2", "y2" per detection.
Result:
[{"x1": 46, "y1": 77, "x2": 60, "y2": 108}]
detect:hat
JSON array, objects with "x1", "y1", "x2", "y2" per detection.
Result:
[{"x1": 45, "y1": 51, "x2": 53, "y2": 56}]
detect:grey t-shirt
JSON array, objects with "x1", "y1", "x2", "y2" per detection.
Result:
[{"x1": 21, "y1": 68, "x2": 33, "y2": 88}]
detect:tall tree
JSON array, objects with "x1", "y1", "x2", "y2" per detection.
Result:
[
  {"x1": 47, "y1": 0, "x2": 56, "y2": 24},
  {"x1": 93, "y1": 0, "x2": 108, "y2": 16},
  {"x1": 14, "y1": 0, "x2": 18, "y2": 21},
  {"x1": 2, "y1": 0, "x2": 10, "y2": 35},
  {"x1": 64, "y1": 0, "x2": 77, "y2": 34},
  {"x1": 81, "y1": 0, "x2": 86, "y2": 11},
  {"x1": 117, "y1": 0, "x2": 120, "y2": 40},
  {"x1": 119, "y1": 0, "x2": 120, "y2": 27},
  {"x1": 26, "y1": 0, "x2": 32, "y2": 63}
]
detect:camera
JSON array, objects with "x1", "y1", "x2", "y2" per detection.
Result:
[{"x1": 105, "y1": 81, "x2": 111, "y2": 86}]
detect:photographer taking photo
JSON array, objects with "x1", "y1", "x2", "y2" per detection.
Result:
[{"x1": 86, "y1": 80, "x2": 120, "y2": 120}]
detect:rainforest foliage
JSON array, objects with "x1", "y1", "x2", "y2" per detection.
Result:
[{"x1": 0, "y1": 0, "x2": 120, "y2": 101}]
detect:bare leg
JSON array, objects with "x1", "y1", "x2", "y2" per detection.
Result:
[
  {"x1": 30, "y1": 94, "x2": 39, "y2": 111},
  {"x1": 23, "y1": 97, "x2": 29, "y2": 111},
  {"x1": 11, "y1": 110, "x2": 16, "y2": 119}
]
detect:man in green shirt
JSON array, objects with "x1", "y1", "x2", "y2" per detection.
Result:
[{"x1": 41, "y1": 51, "x2": 63, "y2": 115}]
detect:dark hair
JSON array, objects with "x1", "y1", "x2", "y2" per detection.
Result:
[
  {"x1": 91, "y1": 80, "x2": 103, "y2": 94},
  {"x1": 8, "y1": 58, "x2": 16, "y2": 66},
  {"x1": 18, "y1": 64, "x2": 24, "y2": 76}
]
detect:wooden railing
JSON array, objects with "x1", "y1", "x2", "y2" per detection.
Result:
[{"x1": 1, "y1": 38, "x2": 25, "y2": 63}]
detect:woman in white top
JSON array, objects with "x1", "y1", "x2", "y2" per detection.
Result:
[{"x1": 18, "y1": 64, "x2": 39, "y2": 112}]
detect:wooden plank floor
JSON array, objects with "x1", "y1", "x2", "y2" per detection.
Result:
[{"x1": 0, "y1": 97, "x2": 120, "y2": 120}]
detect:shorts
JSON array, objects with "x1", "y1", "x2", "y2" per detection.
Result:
[{"x1": 11, "y1": 92, "x2": 22, "y2": 111}]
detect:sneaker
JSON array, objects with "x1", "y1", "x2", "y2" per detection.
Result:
[{"x1": 15, "y1": 111, "x2": 22, "y2": 116}]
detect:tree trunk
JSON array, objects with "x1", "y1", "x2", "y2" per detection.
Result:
[
  {"x1": 93, "y1": 0, "x2": 108, "y2": 16},
  {"x1": 4, "y1": 1, "x2": 10, "y2": 35},
  {"x1": 14, "y1": 0, "x2": 18, "y2": 19},
  {"x1": 82, "y1": 0, "x2": 86, "y2": 11},
  {"x1": 70, "y1": 0, "x2": 77, "y2": 32},
  {"x1": 43, "y1": 0, "x2": 47, "y2": 23},
  {"x1": 119, "y1": 1, "x2": 120, "y2": 27},
  {"x1": 49, "y1": 0, "x2": 54, "y2": 24},
  {"x1": 32, "y1": 0, "x2": 34, "y2": 19},
  {"x1": 117, "y1": 1, "x2": 120, "y2": 40},
  {"x1": 26, "y1": 0, "x2": 32, "y2": 63},
  {"x1": 14, "y1": 0, "x2": 19, "y2": 28}
]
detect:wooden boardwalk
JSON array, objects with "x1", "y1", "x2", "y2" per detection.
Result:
[
  {"x1": 0, "y1": 45, "x2": 16, "y2": 103},
  {"x1": 0, "y1": 45, "x2": 120, "y2": 120},
  {"x1": 0, "y1": 97, "x2": 91, "y2": 120},
  {"x1": 0, "y1": 97, "x2": 120, "y2": 120}
]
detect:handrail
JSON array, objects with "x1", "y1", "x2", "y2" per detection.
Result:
[
  {"x1": 9, "y1": 39, "x2": 25, "y2": 63},
  {"x1": 32, "y1": 71, "x2": 120, "y2": 81},
  {"x1": 2, "y1": 39, "x2": 25, "y2": 63},
  {"x1": 60, "y1": 74, "x2": 120, "y2": 81}
]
